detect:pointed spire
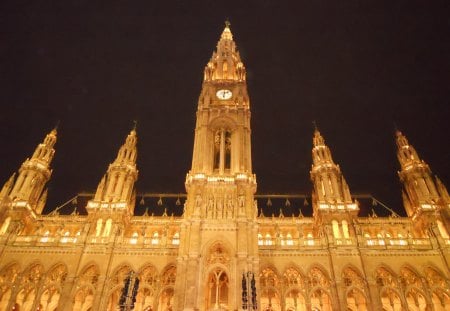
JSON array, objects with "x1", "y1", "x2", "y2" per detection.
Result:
[
  {"x1": 395, "y1": 130, "x2": 423, "y2": 170},
  {"x1": 88, "y1": 128, "x2": 138, "y2": 214},
  {"x1": 8, "y1": 128, "x2": 57, "y2": 211},
  {"x1": 220, "y1": 20, "x2": 233, "y2": 41},
  {"x1": 203, "y1": 21, "x2": 246, "y2": 82}
]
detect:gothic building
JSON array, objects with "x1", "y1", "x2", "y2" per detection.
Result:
[{"x1": 0, "y1": 23, "x2": 449, "y2": 311}]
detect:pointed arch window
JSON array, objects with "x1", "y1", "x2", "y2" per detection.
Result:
[
  {"x1": 258, "y1": 233, "x2": 263, "y2": 246},
  {"x1": 206, "y1": 269, "x2": 229, "y2": 310},
  {"x1": 341, "y1": 220, "x2": 350, "y2": 239},
  {"x1": 151, "y1": 232, "x2": 159, "y2": 245},
  {"x1": 214, "y1": 129, "x2": 232, "y2": 174},
  {"x1": 103, "y1": 219, "x2": 112, "y2": 237},
  {"x1": 172, "y1": 232, "x2": 180, "y2": 245}
]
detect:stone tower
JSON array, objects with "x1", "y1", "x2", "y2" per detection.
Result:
[
  {"x1": 396, "y1": 130, "x2": 450, "y2": 238},
  {"x1": 310, "y1": 128, "x2": 359, "y2": 238},
  {"x1": 174, "y1": 22, "x2": 258, "y2": 311},
  {"x1": 2, "y1": 128, "x2": 57, "y2": 226}
]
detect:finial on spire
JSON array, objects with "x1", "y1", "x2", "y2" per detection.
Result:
[
  {"x1": 133, "y1": 120, "x2": 138, "y2": 131},
  {"x1": 312, "y1": 120, "x2": 318, "y2": 132},
  {"x1": 225, "y1": 19, "x2": 231, "y2": 28}
]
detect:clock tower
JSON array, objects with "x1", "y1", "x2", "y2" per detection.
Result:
[{"x1": 174, "y1": 22, "x2": 258, "y2": 311}]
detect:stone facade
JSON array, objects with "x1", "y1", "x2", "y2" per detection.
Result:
[{"x1": 0, "y1": 23, "x2": 448, "y2": 311}]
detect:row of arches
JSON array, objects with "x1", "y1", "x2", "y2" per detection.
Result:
[
  {"x1": 0, "y1": 261, "x2": 177, "y2": 311},
  {"x1": 259, "y1": 265, "x2": 335, "y2": 311},
  {"x1": 259, "y1": 263, "x2": 450, "y2": 311},
  {"x1": 0, "y1": 262, "x2": 67, "y2": 311}
]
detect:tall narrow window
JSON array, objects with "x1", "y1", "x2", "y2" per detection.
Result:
[
  {"x1": 342, "y1": 220, "x2": 350, "y2": 239},
  {"x1": 103, "y1": 219, "x2": 112, "y2": 237},
  {"x1": 213, "y1": 129, "x2": 232, "y2": 174},
  {"x1": 224, "y1": 131, "x2": 231, "y2": 170},
  {"x1": 332, "y1": 220, "x2": 341, "y2": 238},
  {"x1": 206, "y1": 269, "x2": 229, "y2": 310}
]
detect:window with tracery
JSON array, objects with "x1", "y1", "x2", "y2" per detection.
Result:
[
  {"x1": 73, "y1": 265, "x2": 99, "y2": 311},
  {"x1": 206, "y1": 269, "x2": 229, "y2": 310},
  {"x1": 214, "y1": 129, "x2": 232, "y2": 173},
  {"x1": 310, "y1": 289, "x2": 332, "y2": 311},
  {"x1": 135, "y1": 265, "x2": 158, "y2": 311},
  {"x1": 283, "y1": 267, "x2": 303, "y2": 288},
  {"x1": 425, "y1": 267, "x2": 450, "y2": 310},
  {"x1": 15, "y1": 263, "x2": 44, "y2": 311},
  {"x1": 0, "y1": 263, "x2": 20, "y2": 311},
  {"x1": 106, "y1": 265, "x2": 132, "y2": 311}
]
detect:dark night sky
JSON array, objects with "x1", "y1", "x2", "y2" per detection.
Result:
[{"x1": 0, "y1": 1, "x2": 449, "y2": 216}]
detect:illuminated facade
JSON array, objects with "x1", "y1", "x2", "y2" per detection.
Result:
[{"x1": 0, "y1": 23, "x2": 449, "y2": 311}]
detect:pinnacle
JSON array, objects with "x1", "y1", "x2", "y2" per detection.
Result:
[{"x1": 220, "y1": 20, "x2": 233, "y2": 41}]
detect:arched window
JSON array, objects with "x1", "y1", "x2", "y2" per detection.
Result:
[
  {"x1": 258, "y1": 233, "x2": 263, "y2": 246},
  {"x1": 172, "y1": 232, "x2": 180, "y2": 245},
  {"x1": 260, "y1": 267, "x2": 281, "y2": 311},
  {"x1": 425, "y1": 267, "x2": 450, "y2": 310},
  {"x1": 130, "y1": 232, "x2": 138, "y2": 244},
  {"x1": 213, "y1": 129, "x2": 232, "y2": 173},
  {"x1": 346, "y1": 288, "x2": 367, "y2": 311},
  {"x1": 310, "y1": 289, "x2": 332, "y2": 311},
  {"x1": 103, "y1": 219, "x2": 112, "y2": 237},
  {"x1": 380, "y1": 288, "x2": 402, "y2": 311},
  {"x1": 95, "y1": 219, "x2": 103, "y2": 237},
  {"x1": 151, "y1": 232, "x2": 159, "y2": 245},
  {"x1": 285, "y1": 289, "x2": 306, "y2": 311},
  {"x1": 265, "y1": 233, "x2": 273, "y2": 246},
  {"x1": 332, "y1": 220, "x2": 341, "y2": 238},
  {"x1": 73, "y1": 265, "x2": 99, "y2": 311},
  {"x1": 60, "y1": 231, "x2": 70, "y2": 243},
  {"x1": 341, "y1": 220, "x2": 349, "y2": 239},
  {"x1": 222, "y1": 61, "x2": 228, "y2": 78},
  {"x1": 106, "y1": 265, "x2": 132, "y2": 311},
  {"x1": 41, "y1": 230, "x2": 50, "y2": 243},
  {"x1": 206, "y1": 269, "x2": 229, "y2": 310},
  {"x1": 135, "y1": 265, "x2": 158, "y2": 311},
  {"x1": 286, "y1": 233, "x2": 294, "y2": 246},
  {"x1": 0, "y1": 263, "x2": 20, "y2": 311}
]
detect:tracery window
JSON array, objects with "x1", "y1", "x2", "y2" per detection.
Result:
[
  {"x1": 214, "y1": 129, "x2": 232, "y2": 173},
  {"x1": 285, "y1": 289, "x2": 306, "y2": 311},
  {"x1": 103, "y1": 218, "x2": 112, "y2": 237},
  {"x1": 425, "y1": 267, "x2": 450, "y2": 310},
  {"x1": 205, "y1": 269, "x2": 229, "y2": 310},
  {"x1": 283, "y1": 267, "x2": 303, "y2": 288},
  {"x1": 0, "y1": 263, "x2": 20, "y2": 311},
  {"x1": 73, "y1": 265, "x2": 99, "y2": 311},
  {"x1": 310, "y1": 289, "x2": 331, "y2": 311},
  {"x1": 106, "y1": 265, "x2": 132, "y2": 311},
  {"x1": 15, "y1": 263, "x2": 44, "y2": 311},
  {"x1": 135, "y1": 265, "x2": 158, "y2": 311}
]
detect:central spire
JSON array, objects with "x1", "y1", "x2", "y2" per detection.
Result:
[{"x1": 203, "y1": 21, "x2": 246, "y2": 82}]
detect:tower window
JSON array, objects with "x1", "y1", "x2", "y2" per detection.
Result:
[{"x1": 213, "y1": 129, "x2": 232, "y2": 173}]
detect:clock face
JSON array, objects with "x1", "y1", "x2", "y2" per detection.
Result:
[{"x1": 216, "y1": 89, "x2": 232, "y2": 100}]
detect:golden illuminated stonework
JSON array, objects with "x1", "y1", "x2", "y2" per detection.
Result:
[{"x1": 0, "y1": 22, "x2": 448, "y2": 311}]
